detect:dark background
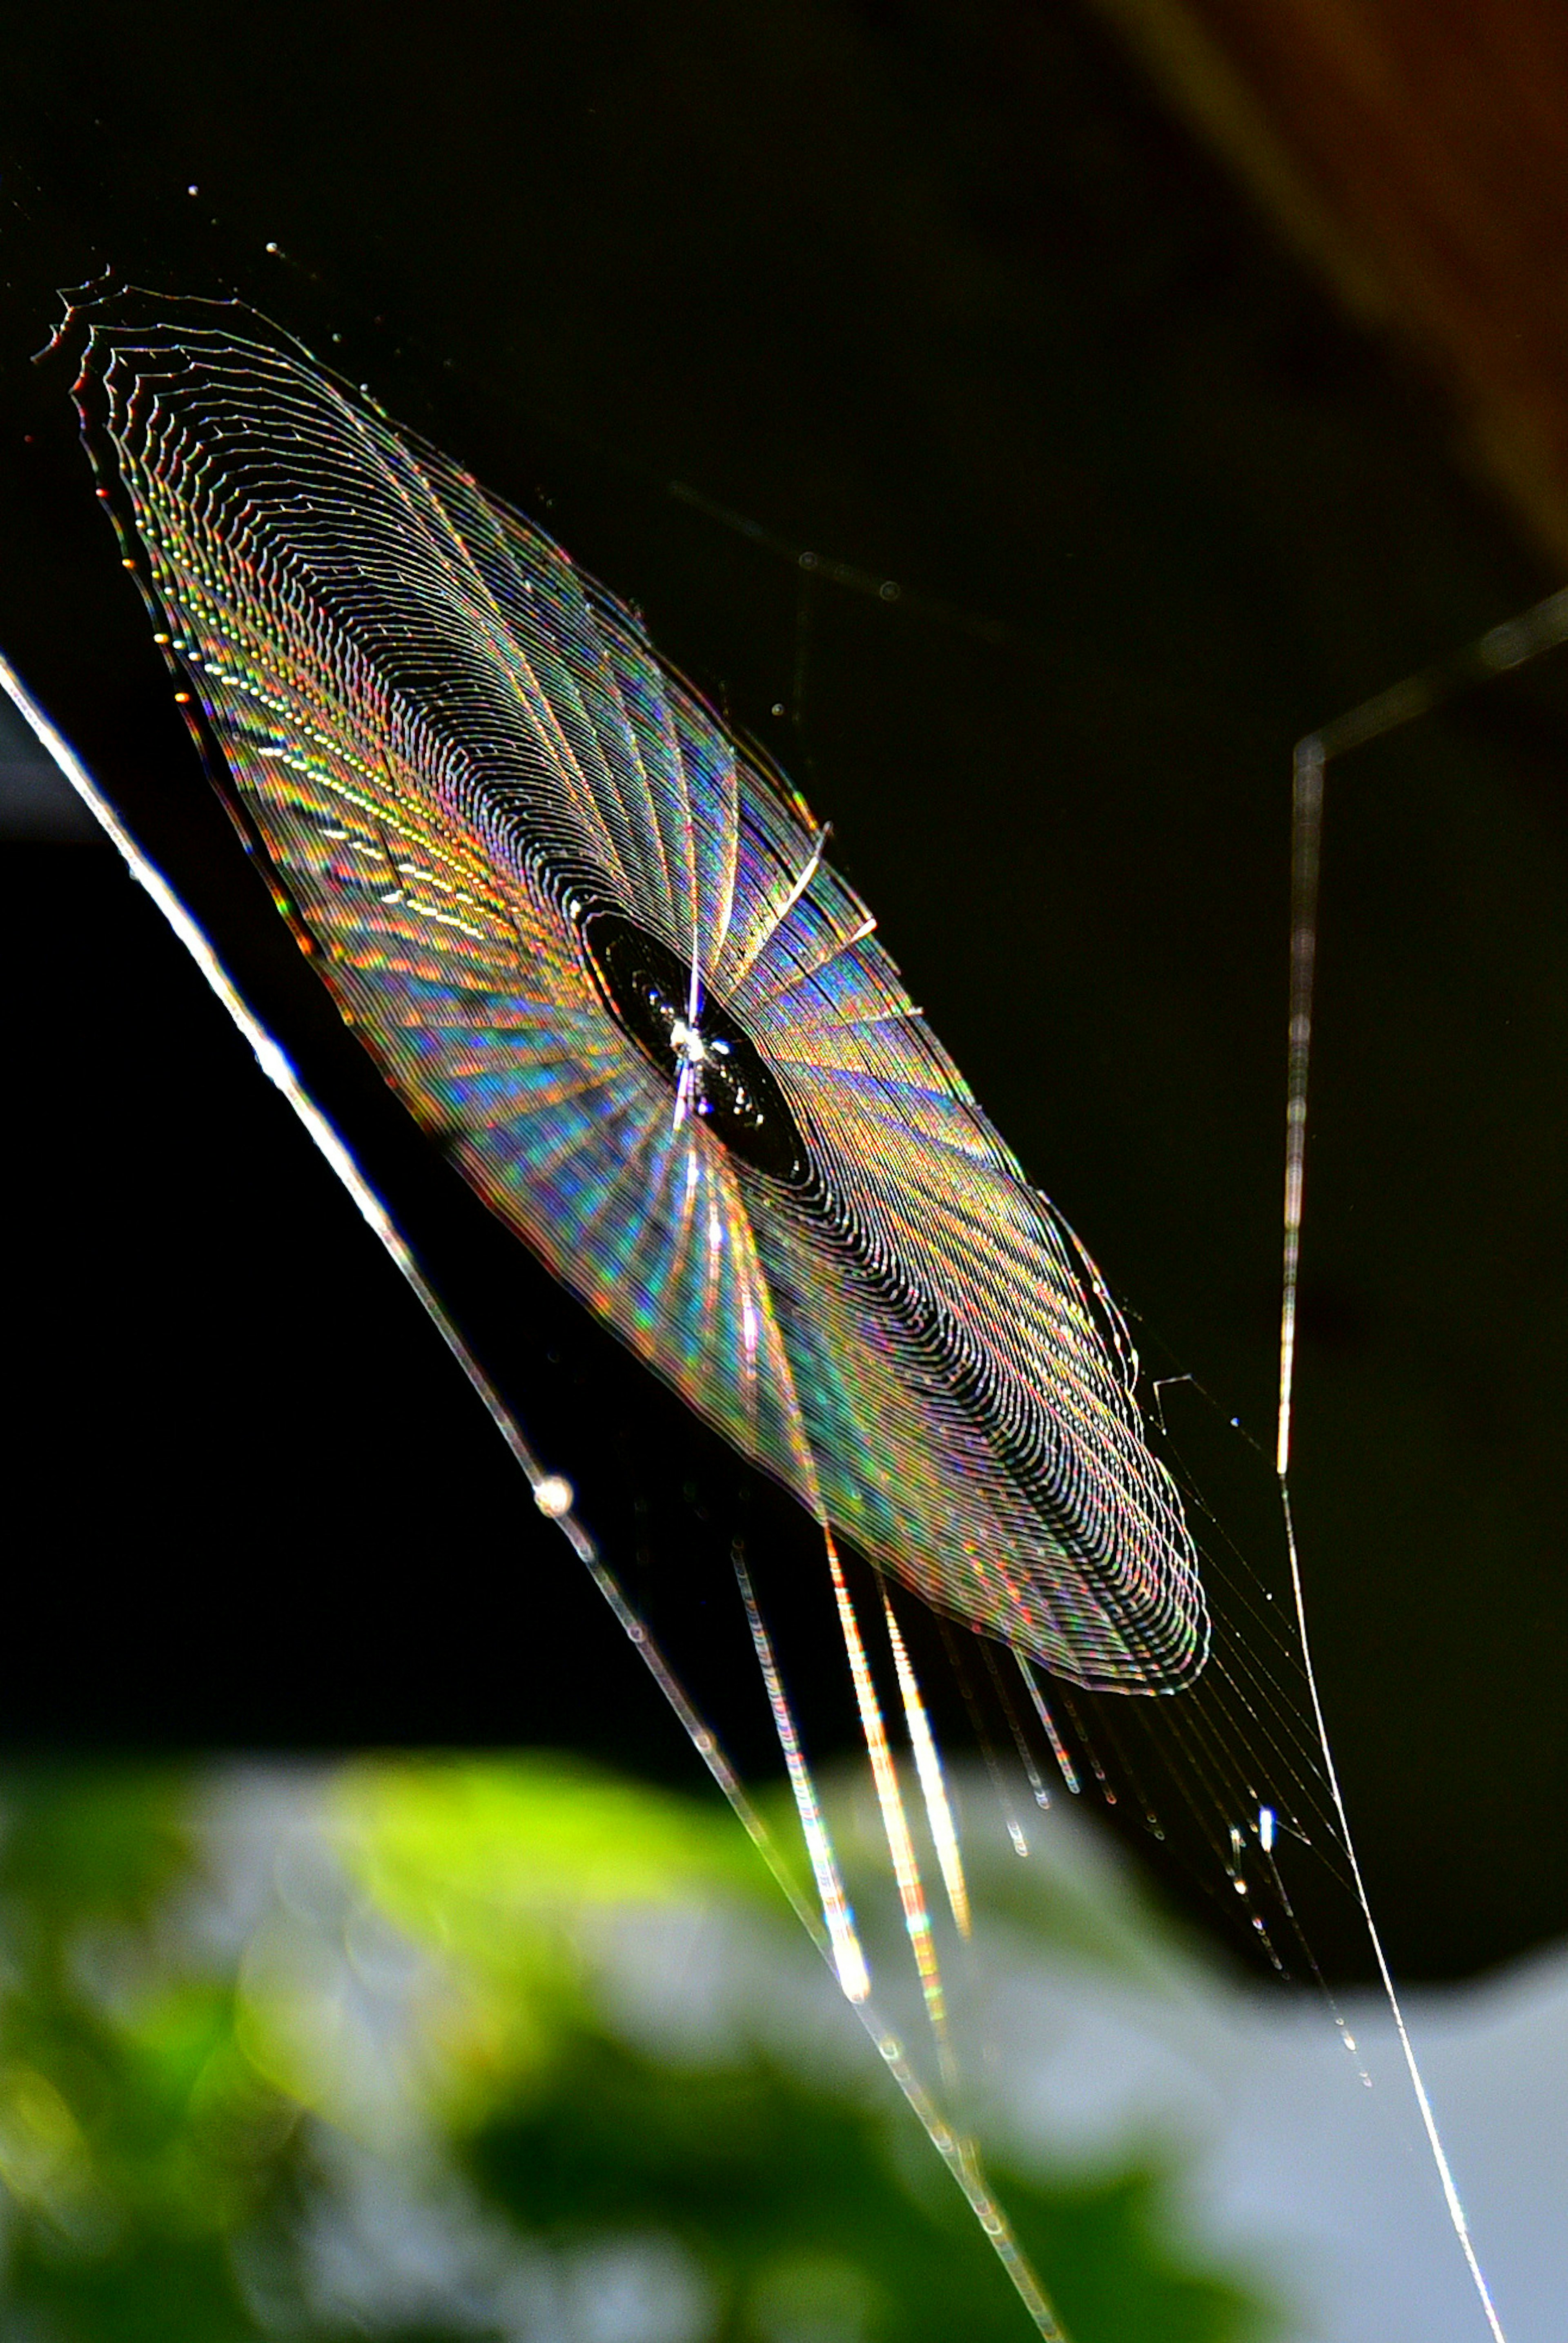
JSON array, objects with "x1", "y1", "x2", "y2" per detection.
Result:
[{"x1": 0, "y1": 0, "x2": 1563, "y2": 1986}]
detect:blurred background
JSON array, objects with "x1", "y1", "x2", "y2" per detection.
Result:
[
  {"x1": 0, "y1": 1750, "x2": 1559, "y2": 2343},
  {"x1": 1, "y1": 1, "x2": 1566, "y2": 2335}
]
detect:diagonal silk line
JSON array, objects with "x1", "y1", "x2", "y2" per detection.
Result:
[
  {"x1": 694, "y1": 1106, "x2": 948, "y2": 2038},
  {"x1": 599, "y1": 1118, "x2": 710, "y2": 1355},
  {"x1": 980, "y1": 1641, "x2": 1053, "y2": 1811},
  {"x1": 590, "y1": 629, "x2": 684, "y2": 941},
  {"x1": 1281, "y1": 677, "x2": 1518, "y2": 2340},
  {"x1": 780, "y1": 1003, "x2": 916, "y2": 1045},
  {"x1": 1013, "y1": 1652, "x2": 1082, "y2": 1796},
  {"x1": 742, "y1": 910, "x2": 878, "y2": 1008},
  {"x1": 884, "y1": 1590, "x2": 971, "y2": 1939},
  {"x1": 733, "y1": 1547, "x2": 869, "y2": 2004},
  {"x1": 702, "y1": 727, "x2": 742, "y2": 977},
  {"x1": 644, "y1": 651, "x2": 704, "y2": 998},
  {"x1": 1279, "y1": 580, "x2": 1568, "y2": 1478},
  {"x1": 704, "y1": 1155, "x2": 764, "y2": 1450},
  {"x1": 825, "y1": 1533, "x2": 948, "y2": 2048},
  {"x1": 1277, "y1": 733, "x2": 1322, "y2": 1479},
  {"x1": 723, "y1": 821, "x2": 828, "y2": 994},
  {"x1": 1280, "y1": 1491, "x2": 1507, "y2": 2343},
  {"x1": 671, "y1": 857, "x2": 706, "y2": 1138},
  {"x1": 704, "y1": 1150, "x2": 822, "y2": 1508}
]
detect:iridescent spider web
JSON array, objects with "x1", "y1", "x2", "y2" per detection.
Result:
[{"x1": 23, "y1": 291, "x2": 1552, "y2": 2341}]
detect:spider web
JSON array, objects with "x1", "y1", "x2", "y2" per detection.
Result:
[{"x1": 16, "y1": 279, "x2": 1550, "y2": 2342}]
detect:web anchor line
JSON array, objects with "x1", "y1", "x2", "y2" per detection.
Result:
[
  {"x1": 1273, "y1": 597, "x2": 1568, "y2": 2342},
  {"x1": 1278, "y1": 580, "x2": 1568, "y2": 1472}
]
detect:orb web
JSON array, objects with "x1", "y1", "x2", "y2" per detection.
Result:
[
  {"x1": 50, "y1": 285, "x2": 1521, "y2": 2343},
  {"x1": 73, "y1": 296, "x2": 1206, "y2": 1698}
]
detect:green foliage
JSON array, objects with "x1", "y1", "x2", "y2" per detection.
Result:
[
  {"x1": 0, "y1": 1769, "x2": 296, "y2": 2342},
  {"x1": 0, "y1": 1761, "x2": 1277, "y2": 2342},
  {"x1": 469, "y1": 2028, "x2": 1262, "y2": 2343}
]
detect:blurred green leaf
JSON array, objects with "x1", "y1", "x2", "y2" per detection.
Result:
[
  {"x1": 339, "y1": 1754, "x2": 772, "y2": 1922},
  {"x1": 0, "y1": 1760, "x2": 1278, "y2": 2343},
  {"x1": 468, "y1": 2026, "x2": 1266, "y2": 2343}
]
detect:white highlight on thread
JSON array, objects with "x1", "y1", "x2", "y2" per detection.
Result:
[
  {"x1": 824, "y1": 1535, "x2": 946, "y2": 2042},
  {"x1": 1014, "y1": 1649, "x2": 1082, "y2": 1796},
  {"x1": 733, "y1": 1548, "x2": 869, "y2": 2004},
  {"x1": 1277, "y1": 735, "x2": 1322, "y2": 1476},
  {"x1": 1283, "y1": 678, "x2": 1513, "y2": 2340},
  {"x1": 1280, "y1": 1490, "x2": 1506, "y2": 2341},
  {"x1": 883, "y1": 1589, "x2": 971, "y2": 1939}
]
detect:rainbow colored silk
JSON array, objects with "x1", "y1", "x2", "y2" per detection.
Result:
[{"x1": 76, "y1": 299, "x2": 1207, "y2": 1692}]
